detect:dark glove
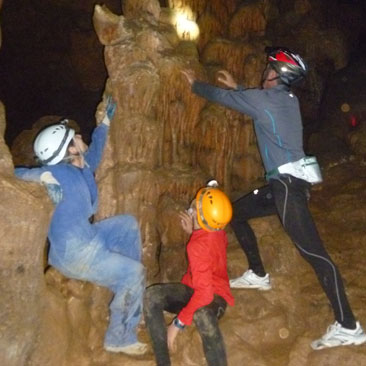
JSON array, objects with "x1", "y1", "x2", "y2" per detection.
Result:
[
  {"x1": 102, "y1": 96, "x2": 117, "y2": 126},
  {"x1": 106, "y1": 96, "x2": 117, "y2": 120},
  {"x1": 40, "y1": 172, "x2": 63, "y2": 205},
  {"x1": 45, "y1": 184, "x2": 63, "y2": 205}
]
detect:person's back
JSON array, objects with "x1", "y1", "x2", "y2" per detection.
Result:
[
  {"x1": 182, "y1": 47, "x2": 366, "y2": 351},
  {"x1": 192, "y1": 77, "x2": 305, "y2": 174},
  {"x1": 252, "y1": 85, "x2": 305, "y2": 172}
]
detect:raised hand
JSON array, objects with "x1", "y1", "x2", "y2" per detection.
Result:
[
  {"x1": 102, "y1": 96, "x2": 117, "y2": 126},
  {"x1": 106, "y1": 96, "x2": 117, "y2": 120},
  {"x1": 217, "y1": 70, "x2": 238, "y2": 89},
  {"x1": 179, "y1": 210, "x2": 193, "y2": 235},
  {"x1": 181, "y1": 70, "x2": 196, "y2": 85}
]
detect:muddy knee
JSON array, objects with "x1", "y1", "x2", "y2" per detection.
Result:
[
  {"x1": 144, "y1": 285, "x2": 165, "y2": 313},
  {"x1": 193, "y1": 308, "x2": 217, "y2": 334}
]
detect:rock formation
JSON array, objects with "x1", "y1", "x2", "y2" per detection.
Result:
[
  {"x1": 1, "y1": 0, "x2": 366, "y2": 365},
  {"x1": 0, "y1": 24, "x2": 53, "y2": 366}
]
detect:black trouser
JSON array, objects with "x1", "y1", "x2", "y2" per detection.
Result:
[
  {"x1": 144, "y1": 283, "x2": 228, "y2": 366},
  {"x1": 231, "y1": 175, "x2": 356, "y2": 329}
]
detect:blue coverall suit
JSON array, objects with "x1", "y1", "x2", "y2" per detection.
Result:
[
  {"x1": 191, "y1": 81, "x2": 356, "y2": 329},
  {"x1": 15, "y1": 123, "x2": 145, "y2": 348}
]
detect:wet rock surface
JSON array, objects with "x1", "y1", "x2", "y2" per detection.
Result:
[{"x1": 1, "y1": 0, "x2": 366, "y2": 365}]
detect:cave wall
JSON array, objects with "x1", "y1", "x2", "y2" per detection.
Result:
[
  {"x1": 1, "y1": 0, "x2": 365, "y2": 365},
  {"x1": 0, "y1": 1, "x2": 53, "y2": 362}
]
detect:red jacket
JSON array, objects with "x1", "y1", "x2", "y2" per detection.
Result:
[{"x1": 178, "y1": 229, "x2": 234, "y2": 325}]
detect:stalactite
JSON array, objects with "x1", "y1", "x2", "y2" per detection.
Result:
[
  {"x1": 229, "y1": 0, "x2": 268, "y2": 38},
  {"x1": 201, "y1": 38, "x2": 262, "y2": 85},
  {"x1": 207, "y1": 0, "x2": 237, "y2": 20},
  {"x1": 157, "y1": 58, "x2": 206, "y2": 167},
  {"x1": 168, "y1": 0, "x2": 207, "y2": 19},
  {"x1": 193, "y1": 104, "x2": 251, "y2": 190},
  {"x1": 197, "y1": 11, "x2": 226, "y2": 52}
]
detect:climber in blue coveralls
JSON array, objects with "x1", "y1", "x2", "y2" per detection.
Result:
[
  {"x1": 182, "y1": 47, "x2": 366, "y2": 350},
  {"x1": 14, "y1": 97, "x2": 147, "y2": 356}
]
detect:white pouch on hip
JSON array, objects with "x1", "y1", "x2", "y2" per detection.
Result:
[{"x1": 277, "y1": 156, "x2": 323, "y2": 184}]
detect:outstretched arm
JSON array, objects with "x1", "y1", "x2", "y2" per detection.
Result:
[
  {"x1": 181, "y1": 69, "x2": 238, "y2": 89},
  {"x1": 15, "y1": 168, "x2": 62, "y2": 205},
  {"x1": 192, "y1": 81, "x2": 259, "y2": 119},
  {"x1": 84, "y1": 96, "x2": 116, "y2": 172},
  {"x1": 15, "y1": 167, "x2": 45, "y2": 182},
  {"x1": 181, "y1": 69, "x2": 259, "y2": 119}
]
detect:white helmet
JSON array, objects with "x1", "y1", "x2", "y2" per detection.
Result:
[{"x1": 33, "y1": 120, "x2": 75, "y2": 165}]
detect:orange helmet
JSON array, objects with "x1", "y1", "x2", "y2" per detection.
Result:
[{"x1": 195, "y1": 183, "x2": 232, "y2": 232}]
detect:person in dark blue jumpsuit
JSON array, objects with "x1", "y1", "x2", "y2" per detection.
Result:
[
  {"x1": 15, "y1": 98, "x2": 147, "y2": 355},
  {"x1": 181, "y1": 47, "x2": 366, "y2": 350}
]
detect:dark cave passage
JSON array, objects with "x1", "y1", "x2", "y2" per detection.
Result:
[{"x1": 0, "y1": 0, "x2": 122, "y2": 145}]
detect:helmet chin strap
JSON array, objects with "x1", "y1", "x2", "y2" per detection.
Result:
[
  {"x1": 67, "y1": 137, "x2": 89, "y2": 168},
  {"x1": 265, "y1": 74, "x2": 292, "y2": 87},
  {"x1": 262, "y1": 75, "x2": 281, "y2": 87},
  {"x1": 262, "y1": 65, "x2": 281, "y2": 84},
  {"x1": 267, "y1": 75, "x2": 281, "y2": 82},
  {"x1": 76, "y1": 145, "x2": 89, "y2": 168}
]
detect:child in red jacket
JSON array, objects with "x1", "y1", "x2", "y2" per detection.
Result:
[{"x1": 144, "y1": 181, "x2": 234, "y2": 366}]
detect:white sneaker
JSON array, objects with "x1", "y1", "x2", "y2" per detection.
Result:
[
  {"x1": 229, "y1": 269, "x2": 272, "y2": 291},
  {"x1": 311, "y1": 321, "x2": 366, "y2": 350},
  {"x1": 105, "y1": 341, "x2": 148, "y2": 355}
]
